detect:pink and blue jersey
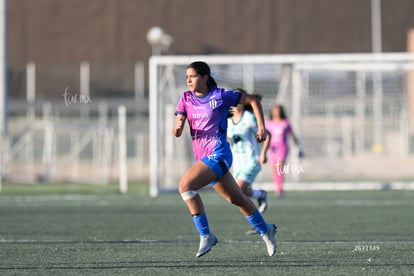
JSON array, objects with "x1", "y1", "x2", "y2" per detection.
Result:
[{"x1": 175, "y1": 88, "x2": 241, "y2": 161}]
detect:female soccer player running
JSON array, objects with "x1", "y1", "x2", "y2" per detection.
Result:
[
  {"x1": 227, "y1": 89, "x2": 270, "y2": 216},
  {"x1": 174, "y1": 61, "x2": 277, "y2": 257}
]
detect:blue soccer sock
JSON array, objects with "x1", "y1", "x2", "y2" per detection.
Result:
[
  {"x1": 245, "y1": 209, "x2": 268, "y2": 235},
  {"x1": 192, "y1": 213, "x2": 210, "y2": 236},
  {"x1": 251, "y1": 189, "x2": 263, "y2": 199}
]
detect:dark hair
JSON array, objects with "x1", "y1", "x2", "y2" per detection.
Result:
[
  {"x1": 186, "y1": 61, "x2": 217, "y2": 89},
  {"x1": 235, "y1": 88, "x2": 262, "y2": 112},
  {"x1": 269, "y1": 104, "x2": 287, "y2": 119},
  {"x1": 228, "y1": 88, "x2": 262, "y2": 118}
]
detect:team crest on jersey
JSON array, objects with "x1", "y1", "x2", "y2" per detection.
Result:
[{"x1": 209, "y1": 99, "x2": 217, "y2": 109}]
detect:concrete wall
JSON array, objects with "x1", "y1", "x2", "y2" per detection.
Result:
[{"x1": 8, "y1": 0, "x2": 414, "y2": 66}]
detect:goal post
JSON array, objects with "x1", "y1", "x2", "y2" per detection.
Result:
[{"x1": 149, "y1": 53, "x2": 414, "y2": 196}]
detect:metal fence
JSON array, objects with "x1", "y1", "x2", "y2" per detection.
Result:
[{"x1": 148, "y1": 53, "x2": 414, "y2": 195}]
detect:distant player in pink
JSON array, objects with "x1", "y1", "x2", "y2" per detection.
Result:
[{"x1": 266, "y1": 104, "x2": 301, "y2": 198}]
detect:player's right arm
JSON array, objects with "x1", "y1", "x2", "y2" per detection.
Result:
[{"x1": 173, "y1": 113, "x2": 186, "y2": 137}]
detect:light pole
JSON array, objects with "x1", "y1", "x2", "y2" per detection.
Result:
[
  {"x1": 147, "y1": 26, "x2": 172, "y2": 196},
  {"x1": 146, "y1": 26, "x2": 172, "y2": 55},
  {"x1": 371, "y1": 0, "x2": 382, "y2": 53},
  {"x1": 0, "y1": 0, "x2": 7, "y2": 137},
  {"x1": 371, "y1": 0, "x2": 384, "y2": 153}
]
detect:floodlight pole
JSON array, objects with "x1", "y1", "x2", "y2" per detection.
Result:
[
  {"x1": 371, "y1": 0, "x2": 382, "y2": 53},
  {"x1": 147, "y1": 27, "x2": 173, "y2": 197},
  {"x1": 371, "y1": 0, "x2": 384, "y2": 152},
  {"x1": 0, "y1": 0, "x2": 7, "y2": 137},
  {"x1": 0, "y1": 0, "x2": 6, "y2": 192}
]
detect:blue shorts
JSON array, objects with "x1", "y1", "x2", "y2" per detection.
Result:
[{"x1": 201, "y1": 155, "x2": 232, "y2": 186}]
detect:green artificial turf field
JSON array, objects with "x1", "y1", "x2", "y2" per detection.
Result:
[{"x1": 0, "y1": 184, "x2": 413, "y2": 275}]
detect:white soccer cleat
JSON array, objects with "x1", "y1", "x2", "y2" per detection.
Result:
[
  {"x1": 261, "y1": 224, "x2": 277, "y2": 256},
  {"x1": 257, "y1": 190, "x2": 268, "y2": 213},
  {"x1": 196, "y1": 233, "x2": 217, "y2": 257}
]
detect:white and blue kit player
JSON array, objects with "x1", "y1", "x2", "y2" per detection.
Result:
[
  {"x1": 228, "y1": 89, "x2": 270, "y2": 234},
  {"x1": 228, "y1": 105, "x2": 269, "y2": 210}
]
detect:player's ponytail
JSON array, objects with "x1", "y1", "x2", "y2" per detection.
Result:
[
  {"x1": 187, "y1": 61, "x2": 217, "y2": 90},
  {"x1": 206, "y1": 75, "x2": 217, "y2": 89},
  {"x1": 235, "y1": 88, "x2": 262, "y2": 113}
]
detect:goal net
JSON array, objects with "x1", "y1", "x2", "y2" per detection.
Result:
[{"x1": 149, "y1": 53, "x2": 414, "y2": 196}]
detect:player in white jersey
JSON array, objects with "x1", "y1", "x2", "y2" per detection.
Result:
[{"x1": 228, "y1": 89, "x2": 271, "y2": 234}]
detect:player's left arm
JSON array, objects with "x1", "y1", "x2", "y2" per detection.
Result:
[
  {"x1": 289, "y1": 125, "x2": 300, "y2": 146},
  {"x1": 289, "y1": 124, "x2": 303, "y2": 158},
  {"x1": 259, "y1": 130, "x2": 271, "y2": 164},
  {"x1": 238, "y1": 93, "x2": 266, "y2": 142}
]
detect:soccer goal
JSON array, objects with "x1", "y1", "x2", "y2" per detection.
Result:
[{"x1": 149, "y1": 53, "x2": 414, "y2": 196}]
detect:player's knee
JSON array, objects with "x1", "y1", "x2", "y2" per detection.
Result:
[
  {"x1": 180, "y1": 190, "x2": 198, "y2": 201},
  {"x1": 178, "y1": 179, "x2": 193, "y2": 194}
]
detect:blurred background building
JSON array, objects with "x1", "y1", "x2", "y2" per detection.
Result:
[
  {"x1": 8, "y1": 0, "x2": 414, "y2": 98},
  {"x1": 2, "y1": 0, "x2": 414, "y2": 188}
]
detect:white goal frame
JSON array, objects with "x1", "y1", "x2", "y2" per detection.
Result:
[{"x1": 149, "y1": 53, "x2": 414, "y2": 197}]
